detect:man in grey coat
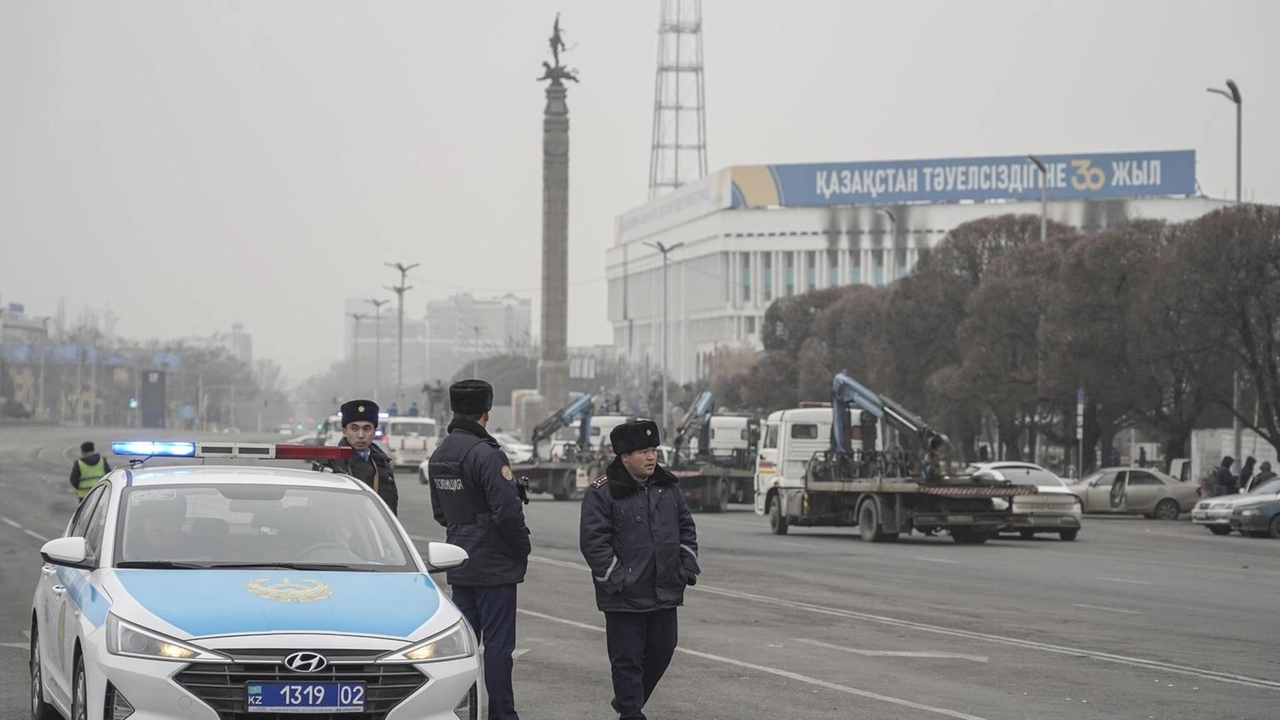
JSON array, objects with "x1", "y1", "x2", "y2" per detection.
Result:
[{"x1": 580, "y1": 419, "x2": 700, "y2": 720}]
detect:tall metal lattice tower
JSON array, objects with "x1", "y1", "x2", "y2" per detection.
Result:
[{"x1": 648, "y1": 0, "x2": 708, "y2": 199}]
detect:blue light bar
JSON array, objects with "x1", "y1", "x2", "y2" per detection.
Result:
[{"x1": 110, "y1": 441, "x2": 198, "y2": 458}]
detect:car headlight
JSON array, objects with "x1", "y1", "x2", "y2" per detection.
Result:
[
  {"x1": 106, "y1": 614, "x2": 227, "y2": 662},
  {"x1": 1239, "y1": 508, "x2": 1261, "y2": 517},
  {"x1": 380, "y1": 620, "x2": 475, "y2": 663}
]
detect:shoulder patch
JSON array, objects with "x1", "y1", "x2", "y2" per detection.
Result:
[
  {"x1": 501, "y1": 465, "x2": 515, "y2": 483},
  {"x1": 590, "y1": 475, "x2": 608, "y2": 489}
]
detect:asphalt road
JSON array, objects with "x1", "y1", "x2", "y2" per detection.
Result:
[{"x1": 1, "y1": 426, "x2": 1277, "y2": 719}]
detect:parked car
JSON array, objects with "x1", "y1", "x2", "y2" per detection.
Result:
[
  {"x1": 1192, "y1": 478, "x2": 1280, "y2": 535},
  {"x1": 1229, "y1": 499, "x2": 1280, "y2": 539},
  {"x1": 968, "y1": 462, "x2": 1083, "y2": 541},
  {"x1": 1068, "y1": 467, "x2": 1200, "y2": 519},
  {"x1": 490, "y1": 432, "x2": 534, "y2": 464}
]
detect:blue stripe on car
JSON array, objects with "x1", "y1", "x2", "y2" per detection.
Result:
[
  {"x1": 57, "y1": 567, "x2": 111, "y2": 628},
  {"x1": 114, "y1": 570, "x2": 440, "y2": 638}
]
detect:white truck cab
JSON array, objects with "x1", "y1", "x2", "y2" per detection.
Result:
[{"x1": 754, "y1": 407, "x2": 832, "y2": 515}]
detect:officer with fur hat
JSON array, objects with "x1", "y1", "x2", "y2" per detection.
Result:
[
  {"x1": 319, "y1": 399, "x2": 398, "y2": 515},
  {"x1": 428, "y1": 379, "x2": 530, "y2": 720},
  {"x1": 580, "y1": 419, "x2": 699, "y2": 720}
]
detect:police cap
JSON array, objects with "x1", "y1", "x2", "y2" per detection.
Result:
[
  {"x1": 450, "y1": 380, "x2": 494, "y2": 416},
  {"x1": 340, "y1": 400, "x2": 380, "y2": 427},
  {"x1": 610, "y1": 419, "x2": 660, "y2": 456}
]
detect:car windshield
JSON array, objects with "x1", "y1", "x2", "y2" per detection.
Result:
[
  {"x1": 1247, "y1": 478, "x2": 1280, "y2": 495},
  {"x1": 114, "y1": 484, "x2": 414, "y2": 571},
  {"x1": 991, "y1": 468, "x2": 1066, "y2": 487},
  {"x1": 1079, "y1": 471, "x2": 1108, "y2": 486}
]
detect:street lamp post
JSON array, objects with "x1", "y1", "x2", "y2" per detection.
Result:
[
  {"x1": 349, "y1": 312, "x2": 365, "y2": 392},
  {"x1": 644, "y1": 240, "x2": 684, "y2": 439},
  {"x1": 385, "y1": 262, "x2": 420, "y2": 400},
  {"x1": 1207, "y1": 79, "x2": 1243, "y2": 469},
  {"x1": 1027, "y1": 155, "x2": 1048, "y2": 243},
  {"x1": 368, "y1": 298, "x2": 389, "y2": 402}
]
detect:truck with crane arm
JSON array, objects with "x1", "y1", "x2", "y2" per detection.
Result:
[
  {"x1": 755, "y1": 373, "x2": 1037, "y2": 544},
  {"x1": 667, "y1": 391, "x2": 759, "y2": 513},
  {"x1": 510, "y1": 394, "x2": 633, "y2": 500}
]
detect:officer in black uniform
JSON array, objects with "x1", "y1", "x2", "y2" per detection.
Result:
[
  {"x1": 319, "y1": 400, "x2": 398, "y2": 515},
  {"x1": 580, "y1": 420, "x2": 699, "y2": 720},
  {"x1": 428, "y1": 380, "x2": 530, "y2": 720}
]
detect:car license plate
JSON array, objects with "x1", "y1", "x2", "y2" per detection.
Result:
[
  {"x1": 246, "y1": 682, "x2": 366, "y2": 713},
  {"x1": 1192, "y1": 512, "x2": 1208, "y2": 520}
]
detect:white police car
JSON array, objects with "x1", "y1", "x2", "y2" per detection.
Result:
[{"x1": 30, "y1": 441, "x2": 478, "y2": 720}]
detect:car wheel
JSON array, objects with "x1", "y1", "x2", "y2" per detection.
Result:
[
  {"x1": 1208, "y1": 525, "x2": 1232, "y2": 536},
  {"x1": 71, "y1": 653, "x2": 88, "y2": 720},
  {"x1": 29, "y1": 623, "x2": 58, "y2": 720},
  {"x1": 1153, "y1": 499, "x2": 1180, "y2": 521},
  {"x1": 1270, "y1": 515, "x2": 1280, "y2": 539},
  {"x1": 1059, "y1": 529, "x2": 1079, "y2": 541},
  {"x1": 1019, "y1": 529, "x2": 1036, "y2": 539},
  {"x1": 769, "y1": 500, "x2": 788, "y2": 535},
  {"x1": 858, "y1": 500, "x2": 895, "y2": 543}
]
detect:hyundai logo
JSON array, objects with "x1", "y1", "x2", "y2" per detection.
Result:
[{"x1": 283, "y1": 651, "x2": 329, "y2": 673}]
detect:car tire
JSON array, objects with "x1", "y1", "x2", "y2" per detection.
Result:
[
  {"x1": 1208, "y1": 525, "x2": 1232, "y2": 536},
  {"x1": 1059, "y1": 529, "x2": 1079, "y2": 541},
  {"x1": 30, "y1": 623, "x2": 58, "y2": 720},
  {"x1": 1269, "y1": 515, "x2": 1280, "y2": 539},
  {"x1": 1153, "y1": 499, "x2": 1180, "y2": 521},
  {"x1": 705, "y1": 482, "x2": 729, "y2": 514},
  {"x1": 769, "y1": 500, "x2": 788, "y2": 535},
  {"x1": 858, "y1": 500, "x2": 896, "y2": 543},
  {"x1": 71, "y1": 652, "x2": 88, "y2": 720}
]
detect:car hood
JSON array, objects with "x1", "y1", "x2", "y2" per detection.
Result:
[
  {"x1": 104, "y1": 569, "x2": 444, "y2": 641},
  {"x1": 1203, "y1": 494, "x2": 1280, "y2": 510}
]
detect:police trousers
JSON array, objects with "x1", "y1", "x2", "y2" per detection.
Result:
[
  {"x1": 605, "y1": 608, "x2": 678, "y2": 720},
  {"x1": 452, "y1": 584, "x2": 520, "y2": 720}
]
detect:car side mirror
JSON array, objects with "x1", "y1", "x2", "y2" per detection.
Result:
[
  {"x1": 425, "y1": 542, "x2": 469, "y2": 573},
  {"x1": 40, "y1": 537, "x2": 89, "y2": 568}
]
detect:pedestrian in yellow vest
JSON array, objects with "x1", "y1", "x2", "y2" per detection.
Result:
[{"x1": 69, "y1": 441, "x2": 111, "y2": 501}]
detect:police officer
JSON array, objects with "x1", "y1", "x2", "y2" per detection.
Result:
[
  {"x1": 580, "y1": 420, "x2": 699, "y2": 720},
  {"x1": 320, "y1": 400, "x2": 398, "y2": 515},
  {"x1": 428, "y1": 380, "x2": 530, "y2": 720},
  {"x1": 69, "y1": 441, "x2": 111, "y2": 501}
]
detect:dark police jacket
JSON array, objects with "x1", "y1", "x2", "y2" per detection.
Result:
[
  {"x1": 323, "y1": 441, "x2": 398, "y2": 515},
  {"x1": 579, "y1": 458, "x2": 699, "y2": 613},
  {"x1": 428, "y1": 420, "x2": 531, "y2": 587}
]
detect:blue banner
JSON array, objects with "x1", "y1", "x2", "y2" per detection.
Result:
[{"x1": 729, "y1": 150, "x2": 1196, "y2": 208}]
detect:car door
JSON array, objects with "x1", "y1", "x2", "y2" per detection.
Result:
[
  {"x1": 754, "y1": 422, "x2": 779, "y2": 513},
  {"x1": 1109, "y1": 471, "x2": 1130, "y2": 512},
  {"x1": 44, "y1": 485, "x2": 104, "y2": 706},
  {"x1": 1084, "y1": 472, "x2": 1118, "y2": 512},
  {"x1": 1124, "y1": 471, "x2": 1165, "y2": 513}
]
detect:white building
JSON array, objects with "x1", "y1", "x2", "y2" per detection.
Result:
[
  {"x1": 606, "y1": 151, "x2": 1231, "y2": 384},
  {"x1": 426, "y1": 293, "x2": 532, "y2": 383},
  {"x1": 342, "y1": 298, "x2": 426, "y2": 397}
]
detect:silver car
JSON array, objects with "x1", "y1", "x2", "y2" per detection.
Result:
[
  {"x1": 1068, "y1": 467, "x2": 1201, "y2": 520},
  {"x1": 969, "y1": 463, "x2": 1083, "y2": 541},
  {"x1": 1192, "y1": 478, "x2": 1280, "y2": 535}
]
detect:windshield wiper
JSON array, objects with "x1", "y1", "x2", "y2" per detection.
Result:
[
  {"x1": 203, "y1": 562, "x2": 373, "y2": 572},
  {"x1": 115, "y1": 560, "x2": 209, "y2": 569}
]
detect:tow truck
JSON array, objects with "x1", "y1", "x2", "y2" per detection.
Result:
[
  {"x1": 755, "y1": 373, "x2": 1036, "y2": 544},
  {"x1": 667, "y1": 391, "x2": 758, "y2": 513},
  {"x1": 510, "y1": 395, "x2": 630, "y2": 501}
]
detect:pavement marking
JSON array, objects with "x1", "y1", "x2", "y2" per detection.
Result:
[
  {"x1": 1095, "y1": 577, "x2": 1152, "y2": 586},
  {"x1": 513, "y1": 649, "x2": 530, "y2": 661},
  {"x1": 797, "y1": 638, "x2": 987, "y2": 662},
  {"x1": 1072, "y1": 604, "x2": 1142, "y2": 616},
  {"x1": 518, "y1": 608, "x2": 991, "y2": 720},
  {"x1": 692, "y1": 584, "x2": 1280, "y2": 692},
  {"x1": 1, "y1": 516, "x2": 51, "y2": 543},
  {"x1": 914, "y1": 556, "x2": 960, "y2": 564},
  {"x1": 1, "y1": 643, "x2": 28, "y2": 651}
]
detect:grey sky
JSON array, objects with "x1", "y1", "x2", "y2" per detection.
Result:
[{"x1": 2, "y1": 1, "x2": 1276, "y2": 382}]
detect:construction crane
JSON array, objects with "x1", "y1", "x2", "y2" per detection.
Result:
[
  {"x1": 671, "y1": 390, "x2": 713, "y2": 465},
  {"x1": 529, "y1": 394, "x2": 595, "y2": 461},
  {"x1": 829, "y1": 372, "x2": 949, "y2": 479}
]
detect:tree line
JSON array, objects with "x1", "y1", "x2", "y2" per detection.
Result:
[{"x1": 708, "y1": 204, "x2": 1280, "y2": 473}]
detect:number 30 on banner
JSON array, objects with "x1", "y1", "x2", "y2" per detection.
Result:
[{"x1": 1070, "y1": 159, "x2": 1106, "y2": 191}]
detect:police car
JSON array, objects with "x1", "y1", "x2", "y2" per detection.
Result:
[{"x1": 29, "y1": 441, "x2": 478, "y2": 720}]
